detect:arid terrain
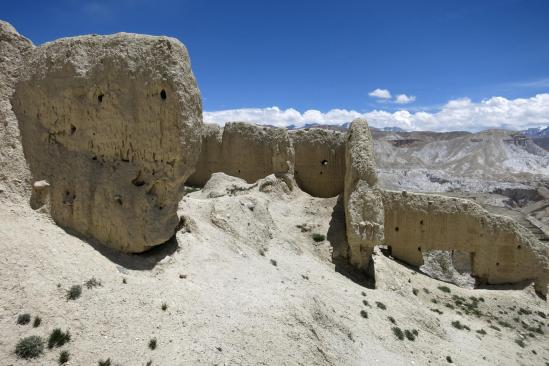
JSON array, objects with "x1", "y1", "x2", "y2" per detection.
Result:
[{"x1": 1, "y1": 20, "x2": 548, "y2": 366}]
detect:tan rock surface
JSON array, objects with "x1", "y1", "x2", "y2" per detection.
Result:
[
  {"x1": 382, "y1": 190, "x2": 549, "y2": 295},
  {"x1": 0, "y1": 21, "x2": 33, "y2": 201},
  {"x1": 12, "y1": 33, "x2": 202, "y2": 252},
  {"x1": 290, "y1": 128, "x2": 346, "y2": 197},
  {"x1": 344, "y1": 118, "x2": 384, "y2": 269}
]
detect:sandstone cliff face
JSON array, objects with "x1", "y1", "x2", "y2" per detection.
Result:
[
  {"x1": 0, "y1": 21, "x2": 33, "y2": 201},
  {"x1": 290, "y1": 128, "x2": 346, "y2": 198},
  {"x1": 344, "y1": 118, "x2": 384, "y2": 269},
  {"x1": 382, "y1": 190, "x2": 549, "y2": 294},
  {"x1": 12, "y1": 33, "x2": 202, "y2": 252}
]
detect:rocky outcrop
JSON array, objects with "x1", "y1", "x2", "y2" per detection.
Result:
[
  {"x1": 290, "y1": 128, "x2": 346, "y2": 197},
  {"x1": 382, "y1": 190, "x2": 549, "y2": 295},
  {"x1": 0, "y1": 21, "x2": 33, "y2": 201},
  {"x1": 344, "y1": 118, "x2": 384, "y2": 269},
  {"x1": 12, "y1": 33, "x2": 202, "y2": 252}
]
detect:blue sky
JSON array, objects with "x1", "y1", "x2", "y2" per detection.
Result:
[{"x1": 3, "y1": 0, "x2": 549, "y2": 130}]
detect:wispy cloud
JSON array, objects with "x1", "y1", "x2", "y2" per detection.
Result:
[{"x1": 204, "y1": 93, "x2": 549, "y2": 132}]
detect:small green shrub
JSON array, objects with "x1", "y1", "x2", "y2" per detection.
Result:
[
  {"x1": 375, "y1": 302, "x2": 387, "y2": 310},
  {"x1": 15, "y1": 336, "x2": 44, "y2": 359},
  {"x1": 489, "y1": 325, "x2": 501, "y2": 332},
  {"x1": 404, "y1": 329, "x2": 416, "y2": 341},
  {"x1": 122, "y1": 278, "x2": 127, "y2": 284},
  {"x1": 270, "y1": 259, "x2": 278, "y2": 267},
  {"x1": 518, "y1": 307, "x2": 532, "y2": 315},
  {"x1": 431, "y1": 299, "x2": 438, "y2": 304},
  {"x1": 430, "y1": 308, "x2": 443, "y2": 315},
  {"x1": 497, "y1": 320, "x2": 512, "y2": 328},
  {"x1": 361, "y1": 291, "x2": 366, "y2": 297},
  {"x1": 48, "y1": 328, "x2": 71, "y2": 349},
  {"x1": 59, "y1": 350, "x2": 70, "y2": 364},
  {"x1": 33, "y1": 316, "x2": 42, "y2": 328},
  {"x1": 451, "y1": 320, "x2": 470, "y2": 331},
  {"x1": 515, "y1": 338, "x2": 526, "y2": 348},
  {"x1": 66, "y1": 285, "x2": 82, "y2": 300},
  {"x1": 446, "y1": 356, "x2": 453, "y2": 363},
  {"x1": 98, "y1": 358, "x2": 111, "y2": 366},
  {"x1": 360, "y1": 310, "x2": 368, "y2": 319},
  {"x1": 161, "y1": 302, "x2": 168, "y2": 311},
  {"x1": 17, "y1": 313, "x2": 31, "y2": 325},
  {"x1": 85, "y1": 277, "x2": 102, "y2": 289},
  {"x1": 258, "y1": 249, "x2": 265, "y2": 256},
  {"x1": 312, "y1": 233, "x2": 325, "y2": 242},
  {"x1": 363, "y1": 300, "x2": 370, "y2": 307},
  {"x1": 387, "y1": 316, "x2": 396, "y2": 324},
  {"x1": 392, "y1": 327, "x2": 404, "y2": 340},
  {"x1": 536, "y1": 311, "x2": 546, "y2": 319},
  {"x1": 438, "y1": 286, "x2": 451, "y2": 293},
  {"x1": 149, "y1": 338, "x2": 157, "y2": 350},
  {"x1": 476, "y1": 329, "x2": 487, "y2": 335},
  {"x1": 423, "y1": 288, "x2": 430, "y2": 294},
  {"x1": 412, "y1": 288, "x2": 419, "y2": 296}
]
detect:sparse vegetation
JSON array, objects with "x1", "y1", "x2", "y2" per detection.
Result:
[
  {"x1": 388, "y1": 316, "x2": 396, "y2": 324},
  {"x1": 270, "y1": 259, "x2": 278, "y2": 267},
  {"x1": 15, "y1": 336, "x2": 44, "y2": 359},
  {"x1": 515, "y1": 338, "x2": 526, "y2": 348},
  {"x1": 497, "y1": 320, "x2": 512, "y2": 328},
  {"x1": 48, "y1": 328, "x2": 71, "y2": 349},
  {"x1": 392, "y1": 327, "x2": 404, "y2": 340},
  {"x1": 362, "y1": 300, "x2": 370, "y2": 307},
  {"x1": 161, "y1": 302, "x2": 168, "y2": 311},
  {"x1": 98, "y1": 358, "x2": 112, "y2": 366},
  {"x1": 85, "y1": 277, "x2": 102, "y2": 289},
  {"x1": 476, "y1": 329, "x2": 487, "y2": 335},
  {"x1": 360, "y1": 310, "x2": 368, "y2": 319},
  {"x1": 412, "y1": 288, "x2": 419, "y2": 296},
  {"x1": 430, "y1": 308, "x2": 443, "y2": 315},
  {"x1": 17, "y1": 313, "x2": 31, "y2": 325},
  {"x1": 423, "y1": 288, "x2": 430, "y2": 294},
  {"x1": 451, "y1": 320, "x2": 470, "y2": 331},
  {"x1": 446, "y1": 355, "x2": 453, "y2": 363},
  {"x1": 312, "y1": 233, "x2": 325, "y2": 242},
  {"x1": 149, "y1": 338, "x2": 157, "y2": 350},
  {"x1": 431, "y1": 299, "x2": 438, "y2": 304},
  {"x1": 66, "y1": 285, "x2": 82, "y2": 300},
  {"x1": 438, "y1": 285, "x2": 451, "y2": 293},
  {"x1": 404, "y1": 329, "x2": 416, "y2": 341},
  {"x1": 33, "y1": 316, "x2": 42, "y2": 327},
  {"x1": 258, "y1": 248, "x2": 265, "y2": 256},
  {"x1": 518, "y1": 307, "x2": 532, "y2": 315},
  {"x1": 59, "y1": 350, "x2": 70, "y2": 364},
  {"x1": 122, "y1": 278, "x2": 127, "y2": 284},
  {"x1": 375, "y1": 301, "x2": 387, "y2": 310},
  {"x1": 489, "y1": 325, "x2": 501, "y2": 332}
]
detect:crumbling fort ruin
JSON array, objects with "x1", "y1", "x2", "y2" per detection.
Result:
[{"x1": 1, "y1": 22, "x2": 547, "y2": 294}]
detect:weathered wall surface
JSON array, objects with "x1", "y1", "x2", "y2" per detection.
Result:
[
  {"x1": 382, "y1": 190, "x2": 549, "y2": 294},
  {"x1": 0, "y1": 21, "x2": 33, "y2": 201},
  {"x1": 344, "y1": 118, "x2": 385, "y2": 269},
  {"x1": 187, "y1": 122, "x2": 293, "y2": 186},
  {"x1": 12, "y1": 33, "x2": 202, "y2": 252},
  {"x1": 290, "y1": 129, "x2": 346, "y2": 197},
  {"x1": 188, "y1": 123, "x2": 346, "y2": 198}
]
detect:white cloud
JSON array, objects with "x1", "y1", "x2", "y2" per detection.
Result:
[
  {"x1": 394, "y1": 94, "x2": 416, "y2": 104},
  {"x1": 203, "y1": 93, "x2": 549, "y2": 132},
  {"x1": 368, "y1": 88, "x2": 392, "y2": 99}
]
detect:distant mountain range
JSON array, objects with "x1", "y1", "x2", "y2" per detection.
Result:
[{"x1": 521, "y1": 126, "x2": 549, "y2": 137}]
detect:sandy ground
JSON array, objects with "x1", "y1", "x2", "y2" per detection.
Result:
[{"x1": 1, "y1": 173, "x2": 548, "y2": 366}]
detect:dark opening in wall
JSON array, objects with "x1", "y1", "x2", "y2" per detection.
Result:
[
  {"x1": 517, "y1": 245, "x2": 522, "y2": 250},
  {"x1": 321, "y1": 159, "x2": 328, "y2": 165},
  {"x1": 98, "y1": 94, "x2": 104, "y2": 103},
  {"x1": 70, "y1": 125, "x2": 76, "y2": 135},
  {"x1": 395, "y1": 227, "x2": 399, "y2": 232},
  {"x1": 417, "y1": 247, "x2": 421, "y2": 252},
  {"x1": 160, "y1": 89, "x2": 167, "y2": 100},
  {"x1": 420, "y1": 220, "x2": 424, "y2": 225}
]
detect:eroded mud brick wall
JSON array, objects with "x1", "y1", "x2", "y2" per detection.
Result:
[
  {"x1": 188, "y1": 123, "x2": 347, "y2": 198},
  {"x1": 13, "y1": 33, "x2": 202, "y2": 252},
  {"x1": 290, "y1": 129, "x2": 346, "y2": 198},
  {"x1": 382, "y1": 190, "x2": 549, "y2": 294},
  {"x1": 0, "y1": 21, "x2": 33, "y2": 201},
  {"x1": 343, "y1": 118, "x2": 385, "y2": 269}
]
